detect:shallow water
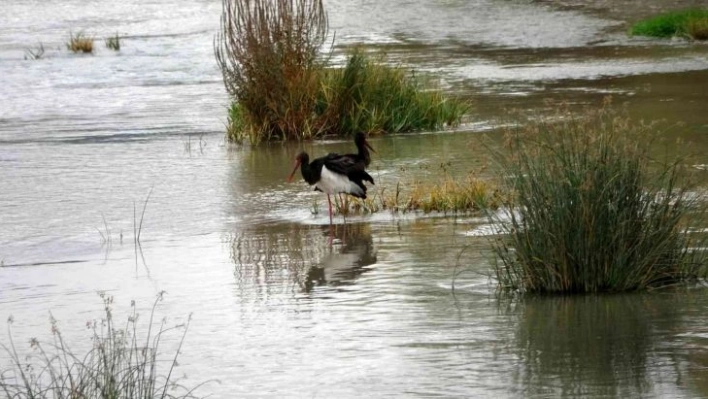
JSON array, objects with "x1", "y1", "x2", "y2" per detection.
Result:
[{"x1": 2, "y1": 0, "x2": 708, "y2": 397}]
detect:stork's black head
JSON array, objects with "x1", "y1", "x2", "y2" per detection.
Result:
[
  {"x1": 354, "y1": 132, "x2": 376, "y2": 157},
  {"x1": 295, "y1": 151, "x2": 309, "y2": 164},
  {"x1": 288, "y1": 151, "x2": 310, "y2": 182}
]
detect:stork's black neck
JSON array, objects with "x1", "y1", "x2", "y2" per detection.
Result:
[
  {"x1": 298, "y1": 153, "x2": 321, "y2": 185},
  {"x1": 354, "y1": 134, "x2": 371, "y2": 166}
]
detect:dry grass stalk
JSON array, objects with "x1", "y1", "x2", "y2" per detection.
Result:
[{"x1": 67, "y1": 31, "x2": 94, "y2": 53}]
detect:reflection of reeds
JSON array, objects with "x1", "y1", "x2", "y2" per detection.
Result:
[
  {"x1": 0, "y1": 292, "x2": 205, "y2": 398},
  {"x1": 513, "y1": 294, "x2": 680, "y2": 397}
]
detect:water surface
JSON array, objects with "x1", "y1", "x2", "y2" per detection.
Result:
[{"x1": 2, "y1": 0, "x2": 708, "y2": 397}]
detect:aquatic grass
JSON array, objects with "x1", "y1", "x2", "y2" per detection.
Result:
[
  {"x1": 105, "y1": 33, "x2": 121, "y2": 51},
  {"x1": 215, "y1": 0, "x2": 468, "y2": 143},
  {"x1": 133, "y1": 187, "x2": 153, "y2": 245},
  {"x1": 97, "y1": 212, "x2": 112, "y2": 247},
  {"x1": 24, "y1": 43, "x2": 45, "y2": 60},
  {"x1": 514, "y1": 294, "x2": 671, "y2": 394},
  {"x1": 489, "y1": 103, "x2": 708, "y2": 294},
  {"x1": 0, "y1": 292, "x2": 208, "y2": 398},
  {"x1": 183, "y1": 134, "x2": 207, "y2": 155},
  {"x1": 410, "y1": 175, "x2": 502, "y2": 213},
  {"x1": 67, "y1": 31, "x2": 94, "y2": 53},
  {"x1": 225, "y1": 102, "x2": 260, "y2": 145},
  {"x1": 630, "y1": 8, "x2": 708, "y2": 40},
  {"x1": 334, "y1": 173, "x2": 504, "y2": 215}
]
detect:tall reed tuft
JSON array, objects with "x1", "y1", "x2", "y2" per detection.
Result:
[
  {"x1": 215, "y1": 0, "x2": 330, "y2": 142},
  {"x1": 67, "y1": 31, "x2": 94, "y2": 53},
  {"x1": 0, "y1": 292, "x2": 207, "y2": 398},
  {"x1": 490, "y1": 103, "x2": 708, "y2": 294}
]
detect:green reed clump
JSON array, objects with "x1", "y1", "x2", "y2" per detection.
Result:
[
  {"x1": 105, "y1": 33, "x2": 121, "y2": 51},
  {"x1": 630, "y1": 8, "x2": 708, "y2": 40},
  {"x1": 319, "y1": 50, "x2": 468, "y2": 136},
  {"x1": 215, "y1": 0, "x2": 468, "y2": 144},
  {"x1": 67, "y1": 31, "x2": 94, "y2": 53},
  {"x1": 490, "y1": 104, "x2": 708, "y2": 294},
  {"x1": 0, "y1": 292, "x2": 207, "y2": 398}
]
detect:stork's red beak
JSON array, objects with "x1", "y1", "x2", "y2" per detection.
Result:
[
  {"x1": 287, "y1": 159, "x2": 301, "y2": 182},
  {"x1": 364, "y1": 140, "x2": 376, "y2": 154}
]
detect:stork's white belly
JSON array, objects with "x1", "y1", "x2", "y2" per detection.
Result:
[{"x1": 315, "y1": 166, "x2": 364, "y2": 197}]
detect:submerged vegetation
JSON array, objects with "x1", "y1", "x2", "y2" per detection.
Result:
[
  {"x1": 24, "y1": 43, "x2": 45, "y2": 60},
  {"x1": 630, "y1": 8, "x2": 708, "y2": 40},
  {"x1": 215, "y1": 0, "x2": 468, "y2": 144},
  {"x1": 489, "y1": 104, "x2": 708, "y2": 294},
  {"x1": 67, "y1": 31, "x2": 94, "y2": 53},
  {"x1": 0, "y1": 293, "x2": 207, "y2": 398}
]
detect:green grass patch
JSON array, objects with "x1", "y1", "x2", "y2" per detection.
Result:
[
  {"x1": 216, "y1": 0, "x2": 468, "y2": 144},
  {"x1": 489, "y1": 103, "x2": 708, "y2": 295},
  {"x1": 0, "y1": 292, "x2": 208, "y2": 398},
  {"x1": 630, "y1": 8, "x2": 708, "y2": 40},
  {"x1": 67, "y1": 31, "x2": 94, "y2": 53}
]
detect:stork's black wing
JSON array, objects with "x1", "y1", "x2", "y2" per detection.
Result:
[{"x1": 322, "y1": 154, "x2": 374, "y2": 186}]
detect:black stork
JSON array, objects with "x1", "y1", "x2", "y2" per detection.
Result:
[
  {"x1": 288, "y1": 151, "x2": 375, "y2": 224},
  {"x1": 329, "y1": 132, "x2": 376, "y2": 204},
  {"x1": 343, "y1": 132, "x2": 376, "y2": 168}
]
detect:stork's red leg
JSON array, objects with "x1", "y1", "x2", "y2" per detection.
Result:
[{"x1": 327, "y1": 194, "x2": 333, "y2": 225}]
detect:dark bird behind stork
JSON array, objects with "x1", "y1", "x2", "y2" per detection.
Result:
[
  {"x1": 344, "y1": 132, "x2": 376, "y2": 168},
  {"x1": 329, "y1": 132, "x2": 376, "y2": 204},
  {"x1": 288, "y1": 151, "x2": 375, "y2": 224}
]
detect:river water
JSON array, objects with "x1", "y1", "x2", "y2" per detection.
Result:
[{"x1": 2, "y1": 0, "x2": 708, "y2": 397}]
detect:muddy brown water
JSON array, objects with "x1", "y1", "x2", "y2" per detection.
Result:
[{"x1": 2, "y1": 0, "x2": 708, "y2": 397}]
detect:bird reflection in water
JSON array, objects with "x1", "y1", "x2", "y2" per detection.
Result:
[
  {"x1": 302, "y1": 222, "x2": 377, "y2": 292},
  {"x1": 230, "y1": 222, "x2": 377, "y2": 295}
]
